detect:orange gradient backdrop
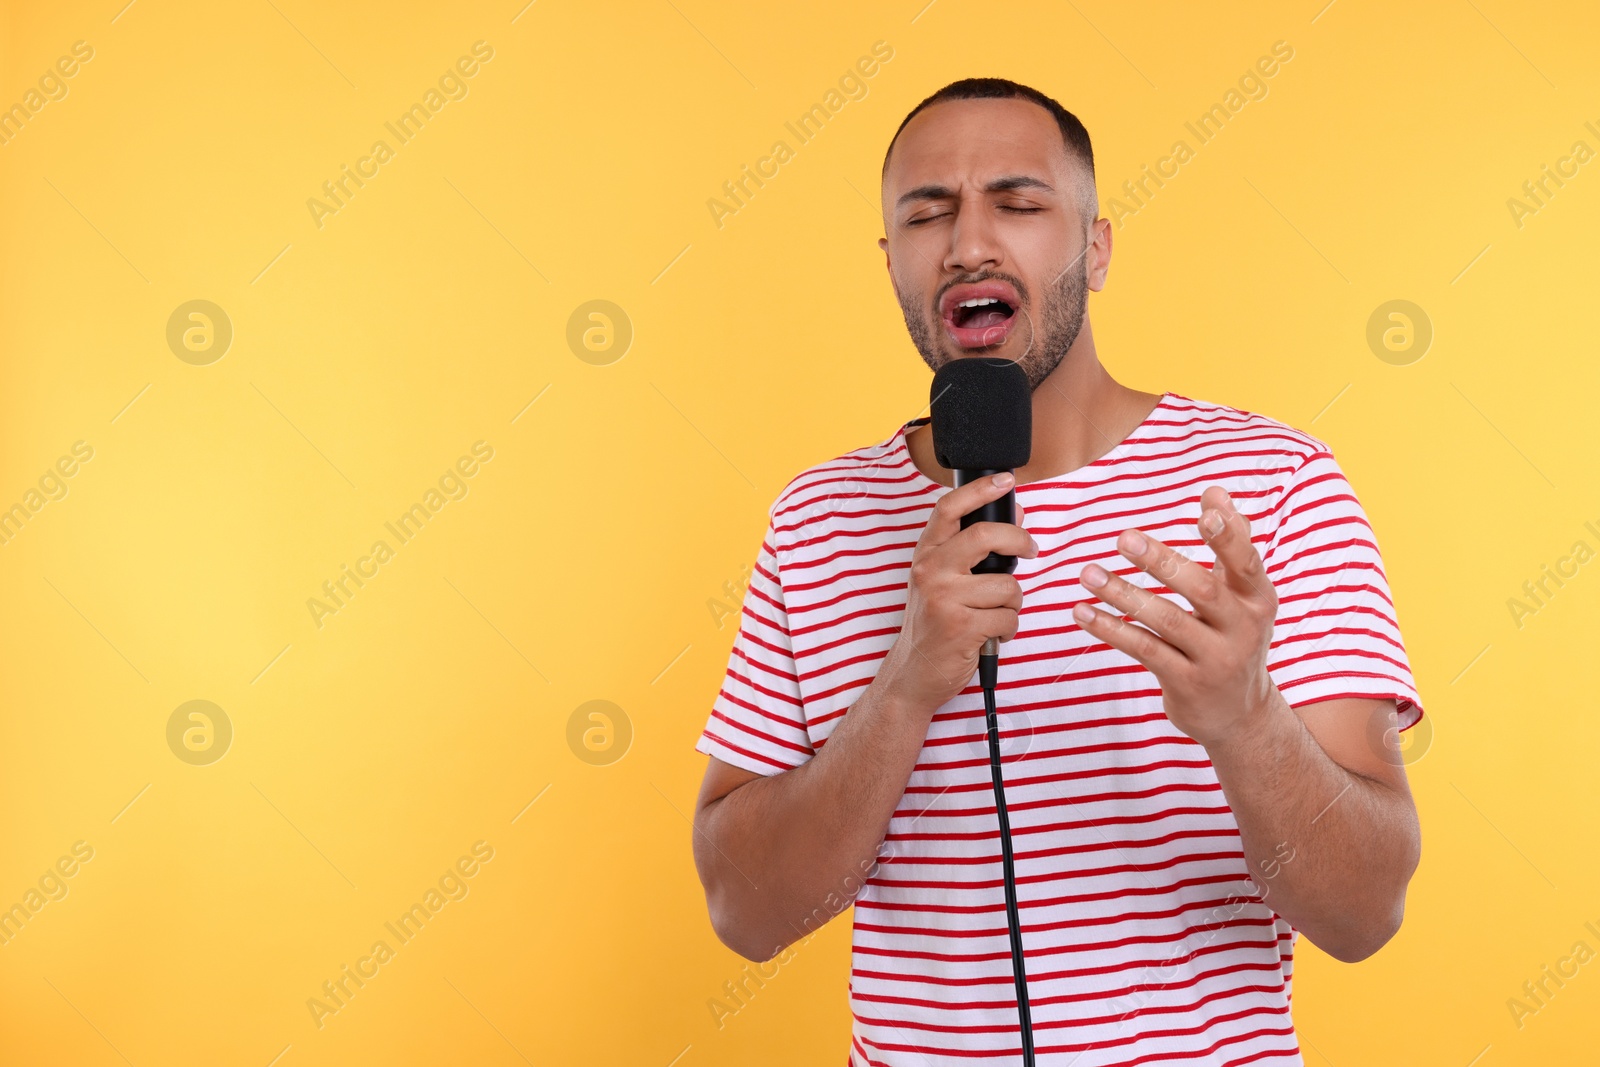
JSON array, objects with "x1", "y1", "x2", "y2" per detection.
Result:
[{"x1": 1, "y1": 1, "x2": 1597, "y2": 1063}]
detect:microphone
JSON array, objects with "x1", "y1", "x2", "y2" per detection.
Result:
[
  {"x1": 928, "y1": 356, "x2": 1037, "y2": 1066},
  {"x1": 929, "y1": 354, "x2": 1033, "y2": 597}
]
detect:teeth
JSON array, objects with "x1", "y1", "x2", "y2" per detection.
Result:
[{"x1": 956, "y1": 297, "x2": 1003, "y2": 308}]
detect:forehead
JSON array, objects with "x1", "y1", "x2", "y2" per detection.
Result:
[{"x1": 884, "y1": 97, "x2": 1068, "y2": 200}]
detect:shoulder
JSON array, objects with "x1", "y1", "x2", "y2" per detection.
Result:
[
  {"x1": 1156, "y1": 392, "x2": 1354, "y2": 537},
  {"x1": 1158, "y1": 390, "x2": 1333, "y2": 466},
  {"x1": 764, "y1": 421, "x2": 931, "y2": 551}
]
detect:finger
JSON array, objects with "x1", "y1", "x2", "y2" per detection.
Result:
[
  {"x1": 1112, "y1": 527, "x2": 1233, "y2": 627},
  {"x1": 919, "y1": 472, "x2": 1019, "y2": 550},
  {"x1": 939, "y1": 520, "x2": 1038, "y2": 572},
  {"x1": 1198, "y1": 486, "x2": 1274, "y2": 604},
  {"x1": 956, "y1": 573, "x2": 1024, "y2": 611},
  {"x1": 972, "y1": 606, "x2": 1021, "y2": 644},
  {"x1": 1079, "y1": 560, "x2": 1205, "y2": 657},
  {"x1": 1071, "y1": 598, "x2": 1185, "y2": 675}
]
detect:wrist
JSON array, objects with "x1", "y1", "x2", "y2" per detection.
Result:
[
  {"x1": 1202, "y1": 679, "x2": 1294, "y2": 767},
  {"x1": 864, "y1": 654, "x2": 938, "y2": 728}
]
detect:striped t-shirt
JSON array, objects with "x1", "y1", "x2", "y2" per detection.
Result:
[{"x1": 695, "y1": 390, "x2": 1425, "y2": 1066}]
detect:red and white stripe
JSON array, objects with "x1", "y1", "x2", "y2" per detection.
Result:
[{"x1": 697, "y1": 391, "x2": 1424, "y2": 1066}]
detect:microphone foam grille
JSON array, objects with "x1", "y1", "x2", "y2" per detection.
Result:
[{"x1": 929, "y1": 358, "x2": 1032, "y2": 471}]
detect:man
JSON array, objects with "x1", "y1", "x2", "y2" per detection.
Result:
[{"x1": 690, "y1": 78, "x2": 1424, "y2": 1066}]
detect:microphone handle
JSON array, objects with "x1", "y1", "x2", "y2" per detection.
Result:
[{"x1": 953, "y1": 467, "x2": 1018, "y2": 576}]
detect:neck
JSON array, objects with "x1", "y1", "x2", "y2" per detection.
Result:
[{"x1": 906, "y1": 321, "x2": 1164, "y2": 487}]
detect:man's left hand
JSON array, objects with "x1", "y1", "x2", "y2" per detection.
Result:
[{"x1": 1071, "y1": 485, "x2": 1280, "y2": 748}]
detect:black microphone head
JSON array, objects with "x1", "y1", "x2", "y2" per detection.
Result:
[{"x1": 929, "y1": 358, "x2": 1032, "y2": 471}]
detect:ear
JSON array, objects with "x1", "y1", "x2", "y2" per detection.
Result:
[{"x1": 1086, "y1": 218, "x2": 1112, "y2": 292}]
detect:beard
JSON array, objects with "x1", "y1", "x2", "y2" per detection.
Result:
[{"x1": 897, "y1": 252, "x2": 1089, "y2": 391}]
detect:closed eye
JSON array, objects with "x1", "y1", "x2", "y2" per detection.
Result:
[{"x1": 905, "y1": 205, "x2": 1043, "y2": 226}]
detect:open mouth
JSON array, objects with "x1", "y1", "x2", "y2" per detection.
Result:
[{"x1": 941, "y1": 286, "x2": 1021, "y2": 349}]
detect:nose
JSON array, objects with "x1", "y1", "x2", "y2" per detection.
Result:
[{"x1": 942, "y1": 195, "x2": 1003, "y2": 276}]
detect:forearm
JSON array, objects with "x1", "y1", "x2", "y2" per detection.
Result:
[
  {"x1": 1204, "y1": 685, "x2": 1421, "y2": 962},
  {"x1": 695, "y1": 675, "x2": 931, "y2": 961}
]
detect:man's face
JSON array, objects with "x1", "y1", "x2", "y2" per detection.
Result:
[{"x1": 879, "y1": 98, "x2": 1110, "y2": 389}]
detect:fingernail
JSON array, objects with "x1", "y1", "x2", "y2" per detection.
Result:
[
  {"x1": 993, "y1": 472, "x2": 1013, "y2": 488},
  {"x1": 1204, "y1": 511, "x2": 1224, "y2": 536},
  {"x1": 1081, "y1": 563, "x2": 1108, "y2": 588}
]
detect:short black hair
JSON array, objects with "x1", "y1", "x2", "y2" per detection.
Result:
[{"x1": 881, "y1": 77, "x2": 1097, "y2": 225}]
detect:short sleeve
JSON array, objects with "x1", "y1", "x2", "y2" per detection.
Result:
[
  {"x1": 1260, "y1": 449, "x2": 1425, "y2": 731},
  {"x1": 694, "y1": 518, "x2": 816, "y2": 775}
]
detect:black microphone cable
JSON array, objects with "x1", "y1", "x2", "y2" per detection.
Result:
[{"x1": 979, "y1": 636, "x2": 1035, "y2": 1066}]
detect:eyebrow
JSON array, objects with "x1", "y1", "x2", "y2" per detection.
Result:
[{"x1": 895, "y1": 174, "x2": 1055, "y2": 211}]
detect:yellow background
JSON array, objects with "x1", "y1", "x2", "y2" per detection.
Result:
[{"x1": 2, "y1": 0, "x2": 1597, "y2": 1063}]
